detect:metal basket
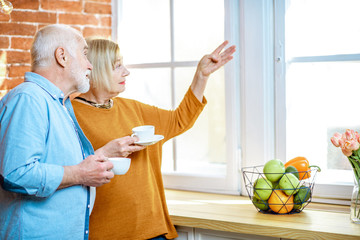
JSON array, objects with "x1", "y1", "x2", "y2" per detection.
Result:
[{"x1": 242, "y1": 165, "x2": 319, "y2": 214}]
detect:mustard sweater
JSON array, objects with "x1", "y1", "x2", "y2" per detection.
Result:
[{"x1": 72, "y1": 88, "x2": 206, "y2": 240}]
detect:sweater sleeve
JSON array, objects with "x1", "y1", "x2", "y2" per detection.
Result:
[{"x1": 141, "y1": 87, "x2": 207, "y2": 140}]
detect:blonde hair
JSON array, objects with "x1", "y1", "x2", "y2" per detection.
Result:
[
  {"x1": 31, "y1": 24, "x2": 83, "y2": 71},
  {"x1": 85, "y1": 38, "x2": 121, "y2": 92}
]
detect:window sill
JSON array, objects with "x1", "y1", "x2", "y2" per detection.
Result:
[{"x1": 165, "y1": 189, "x2": 360, "y2": 240}]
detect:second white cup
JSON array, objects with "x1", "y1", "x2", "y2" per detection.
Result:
[{"x1": 131, "y1": 125, "x2": 155, "y2": 142}]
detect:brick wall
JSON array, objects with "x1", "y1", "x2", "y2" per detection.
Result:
[{"x1": 0, "y1": 0, "x2": 113, "y2": 98}]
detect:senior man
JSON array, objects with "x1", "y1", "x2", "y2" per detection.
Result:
[{"x1": 0, "y1": 24, "x2": 120, "y2": 239}]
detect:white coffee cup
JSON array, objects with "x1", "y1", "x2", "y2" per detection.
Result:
[
  {"x1": 108, "y1": 157, "x2": 131, "y2": 175},
  {"x1": 131, "y1": 125, "x2": 155, "y2": 142}
]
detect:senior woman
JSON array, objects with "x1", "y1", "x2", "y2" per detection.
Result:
[{"x1": 72, "y1": 38, "x2": 236, "y2": 240}]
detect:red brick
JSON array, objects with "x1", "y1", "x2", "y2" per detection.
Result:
[
  {"x1": 100, "y1": 16, "x2": 111, "y2": 27},
  {"x1": 5, "y1": 51, "x2": 31, "y2": 64},
  {"x1": 11, "y1": 0, "x2": 40, "y2": 10},
  {"x1": 84, "y1": 2, "x2": 111, "y2": 14},
  {"x1": 0, "y1": 23, "x2": 36, "y2": 36},
  {"x1": 8, "y1": 65, "x2": 31, "y2": 77},
  {"x1": 41, "y1": 0, "x2": 82, "y2": 12},
  {"x1": 0, "y1": 13, "x2": 10, "y2": 21},
  {"x1": 11, "y1": 37, "x2": 34, "y2": 50},
  {"x1": 59, "y1": 13, "x2": 99, "y2": 26},
  {"x1": 0, "y1": 77, "x2": 24, "y2": 90},
  {"x1": 11, "y1": 11, "x2": 56, "y2": 24},
  {"x1": 0, "y1": 37, "x2": 10, "y2": 48},
  {"x1": 83, "y1": 27, "x2": 111, "y2": 38},
  {"x1": 37, "y1": 23, "x2": 49, "y2": 30},
  {"x1": 84, "y1": 0, "x2": 111, "y2": 2}
]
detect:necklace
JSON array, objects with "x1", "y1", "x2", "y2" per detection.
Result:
[{"x1": 75, "y1": 96, "x2": 113, "y2": 109}]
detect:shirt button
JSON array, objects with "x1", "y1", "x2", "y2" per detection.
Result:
[
  {"x1": 86, "y1": 230, "x2": 89, "y2": 234},
  {"x1": 88, "y1": 204, "x2": 90, "y2": 208}
]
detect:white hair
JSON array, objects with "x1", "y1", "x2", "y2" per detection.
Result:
[{"x1": 31, "y1": 24, "x2": 83, "y2": 70}]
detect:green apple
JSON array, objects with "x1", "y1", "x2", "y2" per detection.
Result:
[
  {"x1": 279, "y1": 173, "x2": 300, "y2": 196},
  {"x1": 253, "y1": 177, "x2": 273, "y2": 200},
  {"x1": 285, "y1": 166, "x2": 299, "y2": 179},
  {"x1": 294, "y1": 186, "x2": 311, "y2": 203},
  {"x1": 252, "y1": 197, "x2": 269, "y2": 211},
  {"x1": 263, "y1": 159, "x2": 285, "y2": 182},
  {"x1": 293, "y1": 203, "x2": 305, "y2": 211}
]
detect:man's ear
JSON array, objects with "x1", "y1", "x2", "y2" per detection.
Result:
[{"x1": 55, "y1": 47, "x2": 67, "y2": 68}]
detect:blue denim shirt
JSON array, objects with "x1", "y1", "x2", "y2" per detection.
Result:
[{"x1": 0, "y1": 72, "x2": 94, "y2": 239}]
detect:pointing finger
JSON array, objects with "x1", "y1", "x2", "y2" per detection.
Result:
[{"x1": 212, "y1": 40, "x2": 229, "y2": 55}]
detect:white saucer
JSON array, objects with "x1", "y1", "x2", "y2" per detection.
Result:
[{"x1": 135, "y1": 135, "x2": 164, "y2": 146}]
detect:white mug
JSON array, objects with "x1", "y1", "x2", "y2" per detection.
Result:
[
  {"x1": 131, "y1": 125, "x2": 155, "y2": 142},
  {"x1": 108, "y1": 157, "x2": 131, "y2": 175}
]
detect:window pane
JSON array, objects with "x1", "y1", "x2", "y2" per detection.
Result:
[
  {"x1": 286, "y1": 0, "x2": 360, "y2": 57},
  {"x1": 286, "y1": 62, "x2": 360, "y2": 184},
  {"x1": 120, "y1": 68, "x2": 172, "y2": 109},
  {"x1": 119, "y1": 0, "x2": 171, "y2": 64},
  {"x1": 173, "y1": 0, "x2": 224, "y2": 61},
  {"x1": 174, "y1": 67, "x2": 226, "y2": 175}
]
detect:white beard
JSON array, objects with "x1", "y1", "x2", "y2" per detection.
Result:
[{"x1": 72, "y1": 68, "x2": 91, "y2": 93}]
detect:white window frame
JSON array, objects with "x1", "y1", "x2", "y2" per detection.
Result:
[{"x1": 113, "y1": 0, "x2": 241, "y2": 194}]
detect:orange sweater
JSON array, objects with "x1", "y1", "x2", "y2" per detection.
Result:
[{"x1": 72, "y1": 88, "x2": 206, "y2": 240}]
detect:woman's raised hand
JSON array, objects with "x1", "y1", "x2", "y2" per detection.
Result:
[{"x1": 197, "y1": 41, "x2": 236, "y2": 77}]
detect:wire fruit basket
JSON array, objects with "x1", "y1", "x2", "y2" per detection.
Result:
[{"x1": 242, "y1": 165, "x2": 319, "y2": 214}]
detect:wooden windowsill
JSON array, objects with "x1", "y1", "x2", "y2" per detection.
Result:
[{"x1": 165, "y1": 189, "x2": 360, "y2": 240}]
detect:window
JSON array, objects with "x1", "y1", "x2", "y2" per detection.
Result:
[
  {"x1": 113, "y1": 0, "x2": 355, "y2": 200},
  {"x1": 275, "y1": 0, "x2": 360, "y2": 201},
  {"x1": 114, "y1": 0, "x2": 240, "y2": 193}
]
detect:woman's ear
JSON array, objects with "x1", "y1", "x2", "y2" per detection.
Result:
[{"x1": 55, "y1": 47, "x2": 67, "y2": 68}]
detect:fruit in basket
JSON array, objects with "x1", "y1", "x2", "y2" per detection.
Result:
[
  {"x1": 263, "y1": 159, "x2": 285, "y2": 182},
  {"x1": 294, "y1": 186, "x2": 311, "y2": 203},
  {"x1": 268, "y1": 190, "x2": 294, "y2": 214},
  {"x1": 285, "y1": 166, "x2": 299, "y2": 179},
  {"x1": 252, "y1": 197, "x2": 269, "y2": 211},
  {"x1": 284, "y1": 156, "x2": 321, "y2": 180},
  {"x1": 279, "y1": 173, "x2": 300, "y2": 196},
  {"x1": 253, "y1": 177, "x2": 273, "y2": 200},
  {"x1": 273, "y1": 181, "x2": 280, "y2": 190}
]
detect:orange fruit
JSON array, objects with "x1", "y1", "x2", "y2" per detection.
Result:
[{"x1": 268, "y1": 190, "x2": 294, "y2": 214}]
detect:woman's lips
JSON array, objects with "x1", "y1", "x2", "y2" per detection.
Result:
[{"x1": 120, "y1": 81, "x2": 125, "y2": 85}]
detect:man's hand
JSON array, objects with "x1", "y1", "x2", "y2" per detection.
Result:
[{"x1": 59, "y1": 155, "x2": 114, "y2": 189}]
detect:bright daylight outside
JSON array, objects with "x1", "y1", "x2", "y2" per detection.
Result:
[
  {"x1": 118, "y1": 0, "x2": 226, "y2": 175},
  {"x1": 285, "y1": 0, "x2": 360, "y2": 185}
]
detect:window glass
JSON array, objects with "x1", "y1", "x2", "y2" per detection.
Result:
[
  {"x1": 285, "y1": 0, "x2": 360, "y2": 185},
  {"x1": 119, "y1": 0, "x2": 226, "y2": 177},
  {"x1": 174, "y1": 67, "x2": 226, "y2": 175},
  {"x1": 286, "y1": 62, "x2": 360, "y2": 183},
  {"x1": 286, "y1": 0, "x2": 360, "y2": 58},
  {"x1": 119, "y1": 0, "x2": 171, "y2": 64},
  {"x1": 120, "y1": 68, "x2": 172, "y2": 109},
  {"x1": 173, "y1": 0, "x2": 224, "y2": 61}
]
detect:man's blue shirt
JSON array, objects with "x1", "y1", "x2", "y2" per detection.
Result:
[{"x1": 0, "y1": 72, "x2": 94, "y2": 239}]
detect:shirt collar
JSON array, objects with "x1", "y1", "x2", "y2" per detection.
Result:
[{"x1": 24, "y1": 72, "x2": 65, "y2": 101}]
